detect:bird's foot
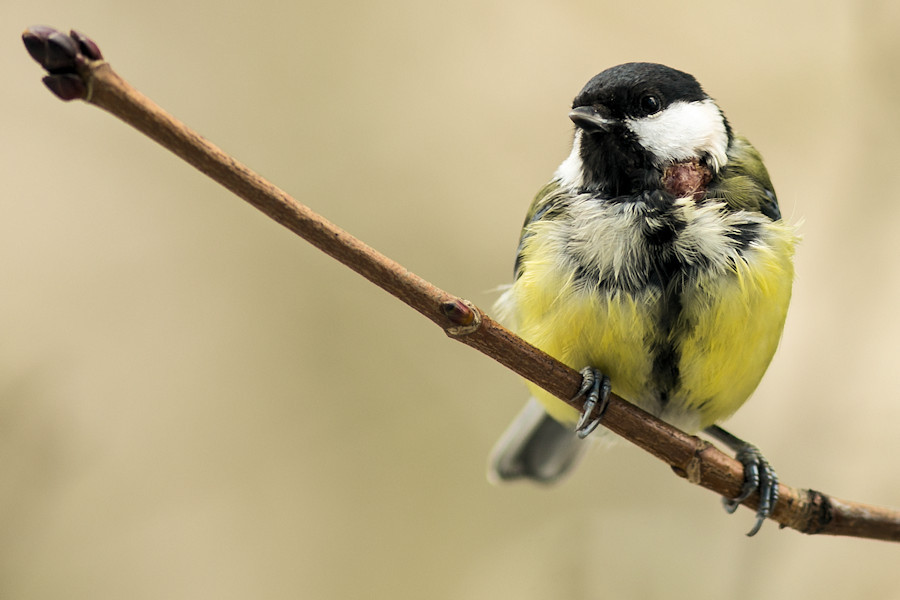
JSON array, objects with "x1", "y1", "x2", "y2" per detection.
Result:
[
  {"x1": 573, "y1": 367, "x2": 611, "y2": 439},
  {"x1": 724, "y1": 443, "x2": 779, "y2": 536},
  {"x1": 705, "y1": 425, "x2": 778, "y2": 536}
]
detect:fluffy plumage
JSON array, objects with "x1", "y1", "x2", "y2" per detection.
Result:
[{"x1": 491, "y1": 63, "x2": 797, "y2": 484}]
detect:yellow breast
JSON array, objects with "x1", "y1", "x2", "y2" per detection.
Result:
[{"x1": 495, "y1": 203, "x2": 797, "y2": 432}]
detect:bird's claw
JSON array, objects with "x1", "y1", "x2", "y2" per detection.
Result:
[
  {"x1": 722, "y1": 443, "x2": 779, "y2": 537},
  {"x1": 573, "y1": 367, "x2": 611, "y2": 438}
]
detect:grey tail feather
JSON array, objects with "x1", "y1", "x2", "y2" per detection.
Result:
[{"x1": 488, "y1": 398, "x2": 589, "y2": 484}]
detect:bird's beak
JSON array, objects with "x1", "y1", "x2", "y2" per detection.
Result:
[{"x1": 569, "y1": 106, "x2": 613, "y2": 132}]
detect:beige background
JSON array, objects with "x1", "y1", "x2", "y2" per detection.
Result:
[{"x1": 3, "y1": 1, "x2": 900, "y2": 598}]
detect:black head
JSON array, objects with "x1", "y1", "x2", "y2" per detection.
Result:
[
  {"x1": 561, "y1": 63, "x2": 732, "y2": 197},
  {"x1": 572, "y1": 63, "x2": 707, "y2": 121}
]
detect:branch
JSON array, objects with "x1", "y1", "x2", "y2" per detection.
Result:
[{"x1": 21, "y1": 25, "x2": 900, "y2": 542}]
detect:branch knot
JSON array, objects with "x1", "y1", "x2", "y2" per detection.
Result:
[{"x1": 441, "y1": 298, "x2": 482, "y2": 336}]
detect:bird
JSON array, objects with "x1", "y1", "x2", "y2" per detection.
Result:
[{"x1": 488, "y1": 62, "x2": 797, "y2": 536}]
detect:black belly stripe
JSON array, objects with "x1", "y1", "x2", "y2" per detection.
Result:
[{"x1": 649, "y1": 282, "x2": 685, "y2": 407}]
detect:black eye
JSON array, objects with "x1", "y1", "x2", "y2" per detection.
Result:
[{"x1": 640, "y1": 94, "x2": 661, "y2": 115}]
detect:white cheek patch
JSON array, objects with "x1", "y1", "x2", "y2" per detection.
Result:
[
  {"x1": 554, "y1": 130, "x2": 584, "y2": 189},
  {"x1": 626, "y1": 99, "x2": 729, "y2": 171}
]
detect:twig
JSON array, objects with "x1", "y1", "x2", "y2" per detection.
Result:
[{"x1": 21, "y1": 25, "x2": 900, "y2": 542}]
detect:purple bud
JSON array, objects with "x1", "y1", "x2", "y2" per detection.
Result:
[
  {"x1": 22, "y1": 26, "x2": 81, "y2": 72},
  {"x1": 22, "y1": 26, "x2": 61, "y2": 65},
  {"x1": 70, "y1": 29, "x2": 103, "y2": 60},
  {"x1": 42, "y1": 73, "x2": 87, "y2": 101},
  {"x1": 44, "y1": 31, "x2": 80, "y2": 71}
]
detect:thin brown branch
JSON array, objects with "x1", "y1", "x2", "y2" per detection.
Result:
[{"x1": 21, "y1": 26, "x2": 900, "y2": 542}]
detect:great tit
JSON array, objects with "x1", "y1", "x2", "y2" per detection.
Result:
[{"x1": 489, "y1": 63, "x2": 797, "y2": 536}]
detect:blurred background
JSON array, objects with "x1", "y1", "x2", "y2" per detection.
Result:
[{"x1": 3, "y1": 0, "x2": 900, "y2": 598}]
